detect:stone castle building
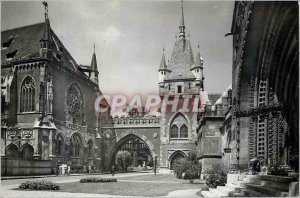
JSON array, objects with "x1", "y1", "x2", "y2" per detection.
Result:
[
  {"x1": 1, "y1": 8, "x2": 110, "y2": 175},
  {"x1": 158, "y1": 0, "x2": 205, "y2": 170}
]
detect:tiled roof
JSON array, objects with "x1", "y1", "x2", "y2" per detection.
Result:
[
  {"x1": 208, "y1": 93, "x2": 222, "y2": 106},
  {"x1": 1, "y1": 23, "x2": 45, "y2": 64},
  {"x1": 164, "y1": 37, "x2": 195, "y2": 80},
  {"x1": 1, "y1": 22, "x2": 82, "y2": 75}
]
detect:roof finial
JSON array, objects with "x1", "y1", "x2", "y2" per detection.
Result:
[
  {"x1": 198, "y1": 42, "x2": 200, "y2": 49},
  {"x1": 93, "y1": 43, "x2": 96, "y2": 53},
  {"x1": 163, "y1": 47, "x2": 165, "y2": 53},
  {"x1": 42, "y1": 1, "x2": 48, "y2": 20},
  {"x1": 179, "y1": 0, "x2": 185, "y2": 38}
]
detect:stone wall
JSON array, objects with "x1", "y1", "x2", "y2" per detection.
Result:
[{"x1": 1, "y1": 157, "x2": 52, "y2": 176}]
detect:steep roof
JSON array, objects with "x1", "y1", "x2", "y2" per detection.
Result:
[
  {"x1": 158, "y1": 52, "x2": 168, "y2": 71},
  {"x1": 1, "y1": 23, "x2": 45, "y2": 64},
  {"x1": 192, "y1": 45, "x2": 203, "y2": 70},
  {"x1": 1, "y1": 22, "x2": 82, "y2": 74},
  {"x1": 208, "y1": 93, "x2": 222, "y2": 106},
  {"x1": 164, "y1": 37, "x2": 195, "y2": 80}
]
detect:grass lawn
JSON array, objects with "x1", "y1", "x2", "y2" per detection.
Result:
[
  {"x1": 117, "y1": 173, "x2": 183, "y2": 182},
  {"x1": 59, "y1": 174, "x2": 205, "y2": 196}
]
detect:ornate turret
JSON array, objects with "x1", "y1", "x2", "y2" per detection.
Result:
[
  {"x1": 90, "y1": 44, "x2": 99, "y2": 85},
  {"x1": 158, "y1": 48, "x2": 171, "y2": 85},
  {"x1": 191, "y1": 44, "x2": 204, "y2": 88},
  {"x1": 40, "y1": 1, "x2": 53, "y2": 58}
]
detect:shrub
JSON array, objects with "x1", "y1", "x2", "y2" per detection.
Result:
[
  {"x1": 19, "y1": 180, "x2": 60, "y2": 190},
  {"x1": 205, "y1": 170, "x2": 227, "y2": 188},
  {"x1": 80, "y1": 177, "x2": 117, "y2": 183},
  {"x1": 173, "y1": 151, "x2": 201, "y2": 181},
  {"x1": 115, "y1": 150, "x2": 133, "y2": 171},
  {"x1": 269, "y1": 164, "x2": 293, "y2": 176}
]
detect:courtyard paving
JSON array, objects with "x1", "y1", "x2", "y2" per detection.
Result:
[{"x1": 0, "y1": 172, "x2": 203, "y2": 197}]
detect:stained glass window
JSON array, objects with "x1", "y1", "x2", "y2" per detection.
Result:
[
  {"x1": 66, "y1": 85, "x2": 83, "y2": 124},
  {"x1": 20, "y1": 76, "x2": 35, "y2": 112}
]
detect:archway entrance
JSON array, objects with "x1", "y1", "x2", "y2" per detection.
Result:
[
  {"x1": 169, "y1": 151, "x2": 186, "y2": 170},
  {"x1": 111, "y1": 134, "x2": 153, "y2": 171}
]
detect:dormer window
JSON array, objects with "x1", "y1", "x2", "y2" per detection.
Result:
[
  {"x1": 2, "y1": 36, "x2": 15, "y2": 49},
  {"x1": 6, "y1": 50, "x2": 18, "y2": 60}
]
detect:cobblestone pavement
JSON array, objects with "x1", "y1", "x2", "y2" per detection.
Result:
[{"x1": 0, "y1": 172, "x2": 200, "y2": 198}]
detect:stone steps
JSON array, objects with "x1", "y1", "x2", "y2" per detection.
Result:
[
  {"x1": 246, "y1": 183, "x2": 288, "y2": 197},
  {"x1": 209, "y1": 188, "x2": 228, "y2": 197},
  {"x1": 201, "y1": 174, "x2": 298, "y2": 197},
  {"x1": 201, "y1": 190, "x2": 216, "y2": 197},
  {"x1": 240, "y1": 187, "x2": 271, "y2": 197},
  {"x1": 217, "y1": 186, "x2": 234, "y2": 195}
]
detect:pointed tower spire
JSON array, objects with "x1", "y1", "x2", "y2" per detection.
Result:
[
  {"x1": 40, "y1": 1, "x2": 52, "y2": 42},
  {"x1": 179, "y1": 0, "x2": 185, "y2": 38},
  {"x1": 195, "y1": 43, "x2": 201, "y2": 66},
  {"x1": 159, "y1": 48, "x2": 167, "y2": 70},
  {"x1": 90, "y1": 45, "x2": 99, "y2": 85},
  {"x1": 40, "y1": 1, "x2": 53, "y2": 58},
  {"x1": 91, "y1": 45, "x2": 98, "y2": 72}
]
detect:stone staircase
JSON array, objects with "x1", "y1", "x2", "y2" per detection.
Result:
[{"x1": 201, "y1": 174, "x2": 299, "y2": 197}]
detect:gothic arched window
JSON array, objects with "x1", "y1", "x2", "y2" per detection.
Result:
[
  {"x1": 88, "y1": 140, "x2": 93, "y2": 158},
  {"x1": 170, "y1": 113, "x2": 189, "y2": 139},
  {"x1": 66, "y1": 84, "x2": 83, "y2": 125},
  {"x1": 6, "y1": 144, "x2": 20, "y2": 158},
  {"x1": 70, "y1": 134, "x2": 82, "y2": 157},
  {"x1": 21, "y1": 144, "x2": 34, "y2": 159},
  {"x1": 170, "y1": 125, "x2": 178, "y2": 138},
  {"x1": 180, "y1": 124, "x2": 188, "y2": 138},
  {"x1": 20, "y1": 76, "x2": 35, "y2": 112},
  {"x1": 57, "y1": 135, "x2": 64, "y2": 156}
]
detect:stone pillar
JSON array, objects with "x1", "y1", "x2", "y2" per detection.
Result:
[{"x1": 48, "y1": 129, "x2": 57, "y2": 158}]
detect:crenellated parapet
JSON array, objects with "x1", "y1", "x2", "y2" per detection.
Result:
[{"x1": 101, "y1": 115, "x2": 160, "y2": 128}]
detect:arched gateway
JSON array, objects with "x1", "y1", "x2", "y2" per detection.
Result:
[
  {"x1": 101, "y1": 115, "x2": 160, "y2": 171},
  {"x1": 109, "y1": 133, "x2": 156, "y2": 169}
]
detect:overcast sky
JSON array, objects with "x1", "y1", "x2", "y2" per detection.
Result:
[{"x1": 1, "y1": 1, "x2": 233, "y2": 96}]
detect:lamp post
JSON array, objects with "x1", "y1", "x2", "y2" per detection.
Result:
[{"x1": 154, "y1": 156, "x2": 157, "y2": 175}]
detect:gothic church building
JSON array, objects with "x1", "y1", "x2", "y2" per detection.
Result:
[{"x1": 1, "y1": 9, "x2": 109, "y2": 175}]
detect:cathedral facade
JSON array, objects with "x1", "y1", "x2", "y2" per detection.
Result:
[{"x1": 1, "y1": 10, "x2": 110, "y2": 175}]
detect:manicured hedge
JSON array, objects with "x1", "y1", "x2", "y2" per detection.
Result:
[
  {"x1": 80, "y1": 177, "x2": 117, "y2": 183},
  {"x1": 19, "y1": 180, "x2": 60, "y2": 190}
]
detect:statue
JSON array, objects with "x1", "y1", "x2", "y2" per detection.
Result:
[{"x1": 249, "y1": 157, "x2": 260, "y2": 174}]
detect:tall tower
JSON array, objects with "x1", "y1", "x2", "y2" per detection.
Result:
[
  {"x1": 90, "y1": 45, "x2": 99, "y2": 85},
  {"x1": 158, "y1": 0, "x2": 204, "y2": 171},
  {"x1": 158, "y1": 0, "x2": 204, "y2": 96}
]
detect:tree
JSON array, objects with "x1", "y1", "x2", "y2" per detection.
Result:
[
  {"x1": 173, "y1": 150, "x2": 202, "y2": 183},
  {"x1": 115, "y1": 151, "x2": 133, "y2": 171}
]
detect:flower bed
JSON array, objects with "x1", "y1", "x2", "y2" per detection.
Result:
[
  {"x1": 80, "y1": 177, "x2": 117, "y2": 183},
  {"x1": 19, "y1": 180, "x2": 60, "y2": 190}
]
